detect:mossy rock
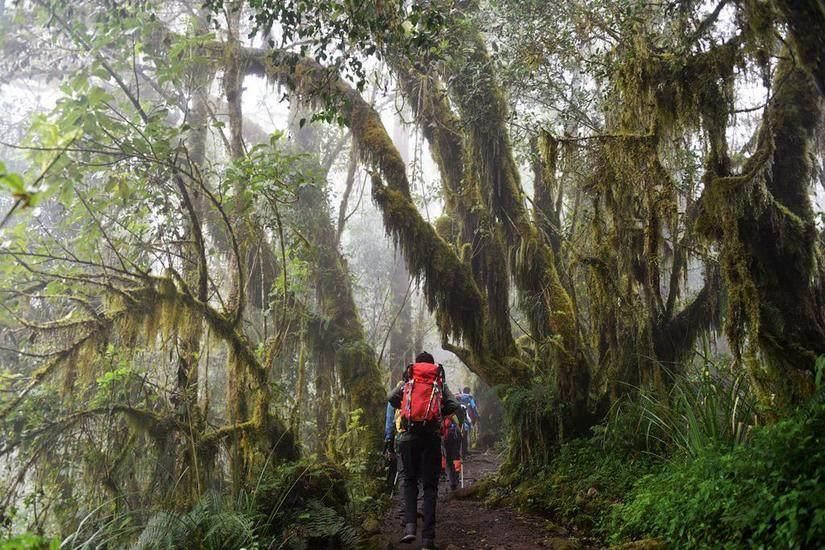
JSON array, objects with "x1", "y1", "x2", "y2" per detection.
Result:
[
  {"x1": 254, "y1": 459, "x2": 349, "y2": 515},
  {"x1": 452, "y1": 474, "x2": 495, "y2": 500},
  {"x1": 361, "y1": 516, "x2": 381, "y2": 534}
]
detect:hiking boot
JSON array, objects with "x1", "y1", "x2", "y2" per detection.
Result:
[
  {"x1": 400, "y1": 523, "x2": 416, "y2": 544},
  {"x1": 421, "y1": 538, "x2": 437, "y2": 550}
]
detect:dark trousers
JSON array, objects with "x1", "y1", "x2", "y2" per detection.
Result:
[
  {"x1": 395, "y1": 440, "x2": 406, "y2": 515},
  {"x1": 399, "y1": 430, "x2": 441, "y2": 540},
  {"x1": 443, "y1": 433, "x2": 461, "y2": 489}
]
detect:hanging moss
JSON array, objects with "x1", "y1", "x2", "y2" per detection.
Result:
[
  {"x1": 433, "y1": 17, "x2": 591, "y2": 432},
  {"x1": 281, "y1": 136, "x2": 386, "y2": 455},
  {"x1": 250, "y1": 47, "x2": 505, "y2": 356},
  {"x1": 2, "y1": 272, "x2": 300, "y2": 501},
  {"x1": 697, "y1": 57, "x2": 823, "y2": 408},
  {"x1": 401, "y1": 64, "x2": 518, "y2": 359},
  {"x1": 372, "y1": 179, "x2": 486, "y2": 349},
  {"x1": 433, "y1": 214, "x2": 458, "y2": 245},
  {"x1": 500, "y1": 382, "x2": 559, "y2": 471},
  {"x1": 575, "y1": 26, "x2": 749, "y2": 408},
  {"x1": 609, "y1": 33, "x2": 740, "y2": 143}
]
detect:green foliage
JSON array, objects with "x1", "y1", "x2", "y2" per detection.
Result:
[
  {"x1": 63, "y1": 458, "x2": 360, "y2": 549},
  {"x1": 205, "y1": 0, "x2": 450, "y2": 91},
  {"x1": 136, "y1": 491, "x2": 259, "y2": 550},
  {"x1": 814, "y1": 355, "x2": 825, "y2": 391},
  {"x1": 0, "y1": 115, "x2": 79, "y2": 212},
  {"x1": 501, "y1": 381, "x2": 558, "y2": 472},
  {"x1": 494, "y1": 438, "x2": 657, "y2": 533},
  {"x1": 600, "y1": 362, "x2": 758, "y2": 459},
  {"x1": 89, "y1": 346, "x2": 145, "y2": 407},
  {"x1": 333, "y1": 408, "x2": 369, "y2": 475},
  {"x1": 0, "y1": 534, "x2": 59, "y2": 550},
  {"x1": 0, "y1": 161, "x2": 26, "y2": 203},
  {"x1": 251, "y1": 458, "x2": 358, "y2": 549},
  {"x1": 498, "y1": 361, "x2": 764, "y2": 538},
  {"x1": 610, "y1": 402, "x2": 825, "y2": 547}
]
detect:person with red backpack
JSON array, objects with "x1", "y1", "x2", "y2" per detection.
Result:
[
  {"x1": 441, "y1": 412, "x2": 463, "y2": 491},
  {"x1": 388, "y1": 352, "x2": 462, "y2": 549}
]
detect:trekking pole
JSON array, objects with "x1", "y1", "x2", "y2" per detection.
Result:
[{"x1": 390, "y1": 470, "x2": 400, "y2": 498}]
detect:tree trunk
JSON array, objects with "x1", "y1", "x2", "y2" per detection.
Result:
[
  {"x1": 290, "y1": 107, "x2": 387, "y2": 454},
  {"x1": 701, "y1": 57, "x2": 824, "y2": 407}
]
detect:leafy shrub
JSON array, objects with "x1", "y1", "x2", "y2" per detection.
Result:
[
  {"x1": 252, "y1": 458, "x2": 357, "y2": 547},
  {"x1": 133, "y1": 493, "x2": 256, "y2": 550},
  {"x1": 493, "y1": 438, "x2": 657, "y2": 533},
  {"x1": 0, "y1": 534, "x2": 59, "y2": 550},
  {"x1": 610, "y1": 403, "x2": 825, "y2": 548}
]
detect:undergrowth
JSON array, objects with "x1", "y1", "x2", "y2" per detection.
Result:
[
  {"x1": 0, "y1": 534, "x2": 59, "y2": 550},
  {"x1": 52, "y1": 458, "x2": 365, "y2": 549},
  {"x1": 610, "y1": 400, "x2": 825, "y2": 548},
  {"x1": 496, "y1": 360, "x2": 825, "y2": 548},
  {"x1": 491, "y1": 438, "x2": 657, "y2": 534}
]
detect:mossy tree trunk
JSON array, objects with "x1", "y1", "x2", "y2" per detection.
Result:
[
  {"x1": 241, "y1": 32, "x2": 583, "y2": 449},
  {"x1": 773, "y1": 0, "x2": 825, "y2": 95},
  {"x1": 223, "y1": 5, "x2": 255, "y2": 490},
  {"x1": 289, "y1": 108, "x2": 386, "y2": 455},
  {"x1": 388, "y1": 255, "x2": 413, "y2": 384},
  {"x1": 574, "y1": 34, "x2": 739, "y2": 409},
  {"x1": 220, "y1": 3, "x2": 302, "y2": 490},
  {"x1": 390, "y1": 61, "x2": 519, "y2": 379},
  {"x1": 702, "y1": 58, "x2": 824, "y2": 408},
  {"x1": 432, "y1": 17, "x2": 592, "y2": 438}
]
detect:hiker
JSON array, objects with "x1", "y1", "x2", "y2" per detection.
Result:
[
  {"x1": 384, "y1": 401, "x2": 399, "y2": 490},
  {"x1": 388, "y1": 351, "x2": 462, "y2": 549},
  {"x1": 385, "y1": 399, "x2": 414, "y2": 524},
  {"x1": 457, "y1": 386, "x2": 480, "y2": 458},
  {"x1": 441, "y1": 412, "x2": 463, "y2": 491}
]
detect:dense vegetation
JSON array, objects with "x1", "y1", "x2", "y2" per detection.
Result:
[{"x1": 0, "y1": 0, "x2": 823, "y2": 548}]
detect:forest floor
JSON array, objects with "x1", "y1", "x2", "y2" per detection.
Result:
[{"x1": 378, "y1": 449, "x2": 599, "y2": 549}]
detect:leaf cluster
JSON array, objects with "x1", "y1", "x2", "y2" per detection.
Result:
[{"x1": 610, "y1": 401, "x2": 825, "y2": 547}]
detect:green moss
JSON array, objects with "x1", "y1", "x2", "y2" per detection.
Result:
[
  {"x1": 433, "y1": 214, "x2": 458, "y2": 244},
  {"x1": 437, "y1": 18, "x2": 589, "y2": 425},
  {"x1": 372, "y1": 178, "x2": 486, "y2": 353},
  {"x1": 335, "y1": 341, "x2": 384, "y2": 450},
  {"x1": 696, "y1": 58, "x2": 822, "y2": 408}
]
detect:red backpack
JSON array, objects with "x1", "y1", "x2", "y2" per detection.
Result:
[
  {"x1": 400, "y1": 362, "x2": 445, "y2": 427},
  {"x1": 441, "y1": 415, "x2": 460, "y2": 440}
]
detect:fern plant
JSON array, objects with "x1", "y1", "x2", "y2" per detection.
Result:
[
  {"x1": 58, "y1": 458, "x2": 361, "y2": 549},
  {"x1": 132, "y1": 492, "x2": 256, "y2": 550}
]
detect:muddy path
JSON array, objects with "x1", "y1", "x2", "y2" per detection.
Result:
[{"x1": 378, "y1": 450, "x2": 598, "y2": 549}]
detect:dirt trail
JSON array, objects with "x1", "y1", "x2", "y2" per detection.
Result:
[{"x1": 378, "y1": 450, "x2": 597, "y2": 549}]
